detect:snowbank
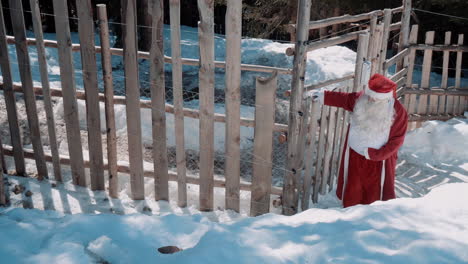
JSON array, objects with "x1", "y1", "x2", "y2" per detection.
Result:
[
  {"x1": 1, "y1": 183, "x2": 467, "y2": 263},
  {"x1": 400, "y1": 118, "x2": 468, "y2": 164}
]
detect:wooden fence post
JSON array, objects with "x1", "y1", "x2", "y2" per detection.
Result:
[
  {"x1": 250, "y1": 72, "x2": 277, "y2": 216},
  {"x1": 52, "y1": 0, "x2": 86, "y2": 186},
  {"x1": 198, "y1": 0, "x2": 215, "y2": 211},
  {"x1": 122, "y1": 0, "x2": 145, "y2": 200},
  {"x1": 354, "y1": 33, "x2": 370, "y2": 92},
  {"x1": 76, "y1": 0, "x2": 105, "y2": 190},
  {"x1": 169, "y1": 0, "x2": 188, "y2": 207},
  {"x1": 370, "y1": 24, "x2": 384, "y2": 76},
  {"x1": 455, "y1": 34, "x2": 464, "y2": 115},
  {"x1": 301, "y1": 98, "x2": 321, "y2": 210},
  {"x1": 97, "y1": 4, "x2": 118, "y2": 198},
  {"x1": 283, "y1": 0, "x2": 311, "y2": 216},
  {"x1": 313, "y1": 105, "x2": 329, "y2": 203},
  {"x1": 0, "y1": 1, "x2": 25, "y2": 176},
  {"x1": 440, "y1": 31, "x2": 451, "y2": 114},
  {"x1": 397, "y1": 0, "x2": 411, "y2": 71},
  {"x1": 225, "y1": 0, "x2": 242, "y2": 212},
  {"x1": 417, "y1": 31, "x2": 434, "y2": 117},
  {"x1": 405, "y1": 25, "x2": 419, "y2": 88},
  {"x1": 9, "y1": 0, "x2": 48, "y2": 180},
  {"x1": 320, "y1": 106, "x2": 337, "y2": 194},
  {"x1": 29, "y1": 0, "x2": 62, "y2": 181},
  {"x1": 380, "y1": 9, "x2": 392, "y2": 75},
  {"x1": 150, "y1": 0, "x2": 169, "y2": 201}
]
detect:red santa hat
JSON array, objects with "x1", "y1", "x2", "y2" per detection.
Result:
[{"x1": 365, "y1": 73, "x2": 397, "y2": 100}]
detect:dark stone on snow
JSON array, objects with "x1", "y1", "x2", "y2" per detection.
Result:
[{"x1": 158, "y1": 246, "x2": 183, "y2": 254}]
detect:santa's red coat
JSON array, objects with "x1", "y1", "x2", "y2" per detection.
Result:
[{"x1": 324, "y1": 90, "x2": 408, "y2": 208}]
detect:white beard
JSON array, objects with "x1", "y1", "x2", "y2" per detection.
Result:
[{"x1": 348, "y1": 94, "x2": 395, "y2": 155}]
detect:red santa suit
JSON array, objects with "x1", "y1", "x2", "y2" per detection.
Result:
[{"x1": 323, "y1": 74, "x2": 408, "y2": 208}]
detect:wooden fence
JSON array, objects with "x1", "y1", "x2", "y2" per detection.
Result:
[
  {"x1": 283, "y1": 0, "x2": 467, "y2": 214},
  {"x1": 0, "y1": 0, "x2": 289, "y2": 216}
]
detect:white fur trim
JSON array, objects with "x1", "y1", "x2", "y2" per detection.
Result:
[
  {"x1": 365, "y1": 86, "x2": 393, "y2": 100},
  {"x1": 342, "y1": 145, "x2": 350, "y2": 203},
  {"x1": 380, "y1": 161, "x2": 386, "y2": 200},
  {"x1": 364, "y1": 148, "x2": 370, "y2": 160}
]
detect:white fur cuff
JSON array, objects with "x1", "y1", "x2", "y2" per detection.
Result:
[{"x1": 364, "y1": 148, "x2": 370, "y2": 160}]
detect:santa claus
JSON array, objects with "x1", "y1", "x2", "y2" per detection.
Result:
[{"x1": 314, "y1": 73, "x2": 408, "y2": 207}]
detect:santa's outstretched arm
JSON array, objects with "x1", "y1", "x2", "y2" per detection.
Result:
[
  {"x1": 365, "y1": 107, "x2": 408, "y2": 161},
  {"x1": 323, "y1": 91, "x2": 361, "y2": 112}
]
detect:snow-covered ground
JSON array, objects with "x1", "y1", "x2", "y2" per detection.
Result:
[{"x1": 1, "y1": 117, "x2": 468, "y2": 263}]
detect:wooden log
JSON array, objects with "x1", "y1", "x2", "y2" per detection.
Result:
[
  {"x1": 390, "y1": 67, "x2": 408, "y2": 82},
  {"x1": 0, "y1": 132, "x2": 5, "y2": 173},
  {"x1": 455, "y1": 34, "x2": 464, "y2": 89},
  {"x1": 52, "y1": 0, "x2": 86, "y2": 186},
  {"x1": 320, "y1": 106, "x2": 337, "y2": 194},
  {"x1": 441, "y1": 32, "x2": 452, "y2": 89},
  {"x1": 122, "y1": 0, "x2": 144, "y2": 200},
  {"x1": 97, "y1": 4, "x2": 118, "y2": 198},
  {"x1": 412, "y1": 44, "x2": 468, "y2": 53},
  {"x1": 312, "y1": 105, "x2": 329, "y2": 203},
  {"x1": 367, "y1": 14, "x2": 378, "y2": 60},
  {"x1": 406, "y1": 25, "x2": 419, "y2": 87},
  {"x1": 197, "y1": 0, "x2": 215, "y2": 212},
  {"x1": 370, "y1": 24, "x2": 384, "y2": 75},
  {"x1": 1, "y1": 144, "x2": 284, "y2": 196},
  {"x1": 438, "y1": 32, "x2": 450, "y2": 120},
  {"x1": 417, "y1": 31, "x2": 435, "y2": 116},
  {"x1": 283, "y1": 0, "x2": 311, "y2": 216},
  {"x1": 404, "y1": 89, "x2": 468, "y2": 96},
  {"x1": 306, "y1": 30, "x2": 363, "y2": 52},
  {"x1": 306, "y1": 8, "x2": 402, "y2": 31},
  {"x1": 150, "y1": 0, "x2": 169, "y2": 201},
  {"x1": 224, "y1": 0, "x2": 242, "y2": 212},
  {"x1": 169, "y1": 0, "x2": 187, "y2": 207},
  {"x1": 397, "y1": 0, "x2": 411, "y2": 71},
  {"x1": 383, "y1": 48, "x2": 410, "y2": 71},
  {"x1": 0, "y1": 1, "x2": 25, "y2": 176},
  {"x1": 300, "y1": 74, "x2": 354, "y2": 94},
  {"x1": 329, "y1": 102, "x2": 344, "y2": 192},
  {"x1": 250, "y1": 73, "x2": 277, "y2": 216},
  {"x1": 379, "y1": 9, "x2": 392, "y2": 74},
  {"x1": 30, "y1": 0, "x2": 62, "y2": 181},
  {"x1": 390, "y1": 22, "x2": 402, "y2": 32},
  {"x1": 353, "y1": 33, "x2": 370, "y2": 92},
  {"x1": 9, "y1": 0, "x2": 48, "y2": 180},
  {"x1": 301, "y1": 99, "x2": 320, "y2": 210},
  {"x1": 0, "y1": 82, "x2": 290, "y2": 133},
  {"x1": 76, "y1": 0, "x2": 104, "y2": 190},
  {"x1": 5, "y1": 36, "x2": 292, "y2": 75}
]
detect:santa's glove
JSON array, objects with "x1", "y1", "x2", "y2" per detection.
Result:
[{"x1": 304, "y1": 89, "x2": 324, "y2": 104}]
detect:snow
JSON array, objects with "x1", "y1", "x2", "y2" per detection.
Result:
[{"x1": 1, "y1": 182, "x2": 467, "y2": 263}]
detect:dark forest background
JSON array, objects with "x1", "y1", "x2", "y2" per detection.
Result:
[{"x1": 1, "y1": 0, "x2": 468, "y2": 72}]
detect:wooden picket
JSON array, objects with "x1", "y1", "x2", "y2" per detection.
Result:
[
  {"x1": 224, "y1": 0, "x2": 242, "y2": 212},
  {"x1": 0, "y1": 1, "x2": 25, "y2": 176},
  {"x1": 169, "y1": 0, "x2": 188, "y2": 208},
  {"x1": 30, "y1": 0, "x2": 62, "y2": 181},
  {"x1": 9, "y1": 0, "x2": 48, "y2": 180},
  {"x1": 250, "y1": 73, "x2": 278, "y2": 216},
  {"x1": 198, "y1": 0, "x2": 215, "y2": 212},
  {"x1": 76, "y1": 0, "x2": 105, "y2": 190},
  {"x1": 122, "y1": 0, "x2": 145, "y2": 199},
  {"x1": 52, "y1": 0, "x2": 86, "y2": 186},
  {"x1": 97, "y1": 4, "x2": 118, "y2": 198},
  {"x1": 150, "y1": 0, "x2": 170, "y2": 201}
]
